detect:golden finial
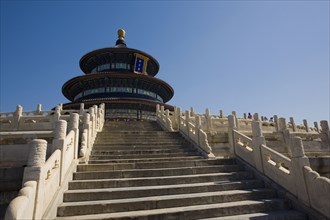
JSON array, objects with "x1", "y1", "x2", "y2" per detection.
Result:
[{"x1": 118, "y1": 29, "x2": 125, "y2": 39}]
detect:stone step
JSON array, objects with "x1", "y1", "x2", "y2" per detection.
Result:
[
  {"x1": 96, "y1": 133, "x2": 182, "y2": 137},
  {"x1": 63, "y1": 180, "x2": 265, "y2": 202},
  {"x1": 91, "y1": 145, "x2": 190, "y2": 151},
  {"x1": 58, "y1": 189, "x2": 276, "y2": 216},
  {"x1": 56, "y1": 199, "x2": 286, "y2": 220},
  {"x1": 68, "y1": 171, "x2": 254, "y2": 190},
  {"x1": 73, "y1": 165, "x2": 244, "y2": 180},
  {"x1": 97, "y1": 132, "x2": 181, "y2": 137},
  {"x1": 94, "y1": 140, "x2": 188, "y2": 145},
  {"x1": 77, "y1": 158, "x2": 236, "y2": 172},
  {"x1": 199, "y1": 210, "x2": 307, "y2": 220},
  {"x1": 94, "y1": 139, "x2": 187, "y2": 144},
  {"x1": 93, "y1": 143, "x2": 189, "y2": 149},
  {"x1": 89, "y1": 152, "x2": 198, "y2": 160},
  {"x1": 91, "y1": 148, "x2": 195, "y2": 156},
  {"x1": 86, "y1": 156, "x2": 204, "y2": 164}
]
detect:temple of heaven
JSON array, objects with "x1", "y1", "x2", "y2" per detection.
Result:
[{"x1": 61, "y1": 29, "x2": 174, "y2": 120}]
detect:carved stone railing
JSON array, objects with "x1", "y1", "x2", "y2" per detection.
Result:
[
  {"x1": 228, "y1": 115, "x2": 330, "y2": 218},
  {"x1": 156, "y1": 105, "x2": 214, "y2": 158},
  {"x1": 3, "y1": 103, "x2": 105, "y2": 220}
]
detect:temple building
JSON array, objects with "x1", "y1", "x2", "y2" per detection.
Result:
[{"x1": 61, "y1": 29, "x2": 174, "y2": 120}]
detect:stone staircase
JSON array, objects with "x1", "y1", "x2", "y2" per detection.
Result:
[{"x1": 56, "y1": 121, "x2": 306, "y2": 219}]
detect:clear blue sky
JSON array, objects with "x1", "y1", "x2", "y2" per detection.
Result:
[{"x1": 1, "y1": 1, "x2": 329, "y2": 124}]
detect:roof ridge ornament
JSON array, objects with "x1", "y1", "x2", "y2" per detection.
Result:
[{"x1": 115, "y1": 29, "x2": 127, "y2": 48}]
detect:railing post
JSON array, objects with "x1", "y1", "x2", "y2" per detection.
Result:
[
  {"x1": 14, "y1": 105, "x2": 23, "y2": 130},
  {"x1": 320, "y1": 120, "x2": 330, "y2": 144},
  {"x1": 185, "y1": 110, "x2": 190, "y2": 136},
  {"x1": 219, "y1": 110, "x2": 224, "y2": 118},
  {"x1": 156, "y1": 104, "x2": 160, "y2": 117},
  {"x1": 253, "y1": 113, "x2": 259, "y2": 121},
  {"x1": 53, "y1": 105, "x2": 61, "y2": 128},
  {"x1": 314, "y1": 122, "x2": 319, "y2": 133},
  {"x1": 89, "y1": 107, "x2": 95, "y2": 143},
  {"x1": 195, "y1": 115, "x2": 201, "y2": 145},
  {"x1": 205, "y1": 108, "x2": 212, "y2": 131},
  {"x1": 290, "y1": 117, "x2": 297, "y2": 132},
  {"x1": 93, "y1": 105, "x2": 99, "y2": 131},
  {"x1": 79, "y1": 103, "x2": 85, "y2": 116},
  {"x1": 303, "y1": 119, "x2": 309, "y2": 132},
  {"x1": 251, "y1": 121, "x2": 265, "y2": 173},
  {"x1": 274, "y1": 115, "x2": 279, "y2": 132},
  {"x1": 83, "y1": 113, "x2": 91, "y2": 149},
  {"x1": 278, "y1": 117, "x2": 291, "y2": 154},
  {"x1": 52, "y1": 120, "x2": 67, "y2": 151},
  {"x1": 160, "y1": 105, "x2": 165, "y2": 119},
  {"x1": 23, "y1": 139, "x2": 48, "y2": 219},
  {"x1": 176, "y1": 107, "x2": 181, "y2": 131},
  {"x1": 228, "y1": 114, "x2": 237, "y2": 156},
  {"x1": 36, "y1": 104, "x2": 42, "y2": 115},
  {"x1": 232, "y1": 111, "x2": 239, "y2": 130},
  {"x1": 290, "y1": 137, "x2": 310, "y2": 206},
  {"x1": 190, "y1": 107, "x2": 195, "y2": 117},
  {"x1": 69, "y1": 113, "x2": 80, "y2": 159},
  {"x1": 52, "y1": 120, "x2": 67, "y2": 184}
]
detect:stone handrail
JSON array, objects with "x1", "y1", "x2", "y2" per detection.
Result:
[
  {"x1": 156, "y1": 105, "x2": 214, "y2": 157},
  {"x1": 228, "y1": 115, "x2": 330, "y2": 218},
  {"x1": 4, "y1": 181, "x2": 37, "y2": 219},
  {"x1": 0, "y1": 103, "x2": 97, "y2": 131},
  {"x1": 4, "y1": 103, "x2": 105, "y2": 220}
]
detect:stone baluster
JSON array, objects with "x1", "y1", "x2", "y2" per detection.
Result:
[
  {"x1": 89, "y1": 107, "x2": 96, "y2": 143},
  {"x1": 232, "y1": 111, "x2": 239, "y2": 130},
  {"x1": 278, "y1": 118, "x2": 287, "y2": 131},
  {"x1": 290, "y1": 117, "x2": 297, "y2": 132},
  {"x1": 185, "y1": 110, "x2": 190, "y2": 123},
  {"x1": 175, "y1": 107, "x2": 181, "y2": 130},
  {"x1": 93, "y1": 105, "x2": 99, "y2": 130},
  {"x1": 303, "y1": 119, "x2": 309, "y2": 132},
  {"x1": 53, "y1": 105, "x2": 61, "y2": 128},
  {"x1": 52, "y1": 120, "x2": 67, "y2": 153},
  {"x1": 228, "y1": 114, "x2": 237, "y2": 156},
  {"x1": 190, "y1": 107, "x2": 195, "y2": 117},
  {"x1": 23, "y1": 139, "x2": 48, "y2": 219},
  {"x1": 79, "y1": 103, "x2": 85, "y2": 116},
  {"x1": 97, "y1": 107, "x2": 103, "y2": 131},
  {"x1": 83, "y1": 113, "x2": 91, "y2": 131},
  {"x1": 79, "y1": 129, "x2": 88, "y2": 158},
  {"x1": 219, "y1": 110, "x2": 224, "y2": 118},
  {"x1": 26, "y1": 139, "x2": 47, "y2": 168},
  {"x1": 205, "y1": 108, "x2": 212, "y2": 131},
  {"x1": 279, "y1": 118, "x2": 291, "y2": 154},
  {"x1": 184, "y1": 110, "x2": 190, "y2": 136},
  {"x1": 314, "y1": 122, "x2": 319, "y2": 133},
  {"x1": 290, "y1": 137, "x2": 310, "y2": 206},
  {"x1": 14, "y1": 105, "x2": 23, "y2": 130},
  {"x1": 320, "y1": 120, "x2": 330, "y2": 144},
  {"x1": 195, "y1": 115, "x2": 201, "y2": 132},
  {"x1": 156, "y1": 104, "x2": 160, "y2": 116},
  {"x1": 253, "y1": 113, "x2": 259, "y2": 121},
  {"x1": 160, "y1": 105, "x2": 165, "y2": 117},
  {"x1": 69, "y1": 113, "x2": 79, "y2": 159},
  {"x1": 195, "y1": 115, "x2": 202, "y2": 145},
  {"x1": 274, "y1": 115, "x2": 279, "y2": 132},
  {"x1": 36, "y1": 104, "x2": 42, "y2": 115},
  {"x1": 251, "y1": 121, "x2": 266, "y2": 172}
]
